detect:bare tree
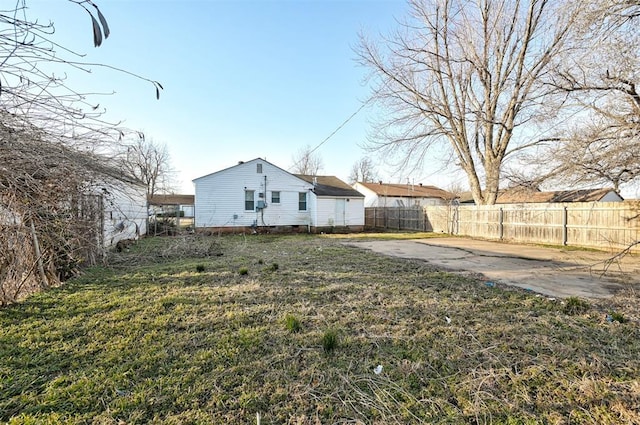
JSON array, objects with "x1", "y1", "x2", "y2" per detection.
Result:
[
  {"x1": 0, "y1": 1, "x2": 162, "y2": 142},
  {"x1": 290, "y1": 145, "x2": 324, "y2": 175},
  {"x1": 348, "y1": 157, "x2": 379, "y2": 184},
  {"x1": 358, "y1": 0, "x2": 583, "y2": 205},
  {"x1": 535, "y1": 0, "x2": 640, "y2": 193},
  {"x1": 536, "y1": 116, "x2": 640, "y2": 193},
  {"x1": 118, "y1": 136, "x2": 176, "y2": 196}
]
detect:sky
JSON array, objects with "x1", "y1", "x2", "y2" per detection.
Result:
[
  {"x1": 21, "y1": 0, "x2": 640, "y2": 199},
  {"x1": 25, "y1": 0, "x2": 469, "y2": 195}
]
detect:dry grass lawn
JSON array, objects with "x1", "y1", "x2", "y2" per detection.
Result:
[{"x1": 1, "y1": 234, "x2": 639, "y2": 424}]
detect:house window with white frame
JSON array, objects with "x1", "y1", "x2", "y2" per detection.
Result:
[
  {"x1": 271, "y1": 191, "x2": 280, "y2": 204},
  {"x1": 298, "y1": 192, "x2": 307, "y2": 211},
  {"x1": 245, "y1": 190, "x2": 255, "y2": 210},
  {"x1": 257, "y1": 163, "x2": 262, "y2": 173}
]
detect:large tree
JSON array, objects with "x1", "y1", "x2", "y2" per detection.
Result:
[{"x1": 358, "y1": 0, "x2": 583, "y2": 204}]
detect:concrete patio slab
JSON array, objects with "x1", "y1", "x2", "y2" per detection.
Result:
[{"x1": 345, "y1": 237, "x2": 640, "y2": 299}]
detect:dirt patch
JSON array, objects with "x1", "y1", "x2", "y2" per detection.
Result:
[{"x1": 345, "y1": 237, "x2": 640, "y2": 299}]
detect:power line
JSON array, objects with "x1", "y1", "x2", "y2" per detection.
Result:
[{"x1": 308, "y1": 100, "x2": 370, "y2": 155}]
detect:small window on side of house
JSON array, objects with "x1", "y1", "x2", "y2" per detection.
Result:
[
  {"x1": 271, "y1": 191, "x2": 280, "y2": 204},
  {"x1": 245, "y1": 190, "x2": 255, "y2": 210},
  {"x1": 257, "y1": 163, "x2": 262, "y2": 173},
  {"x1": 298, "y1": 192, "x2": 307, "y2": 211}
]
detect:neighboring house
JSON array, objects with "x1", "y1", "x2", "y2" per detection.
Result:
[
  {"x1": 148, "y1": 194, "x2": 195, "y2": 218},
  {"x1": 193, "y1": 158, "x2": 364, "y2": 232},
  {"x1": 496, "y1": 188, "x2": 623, "y2": 203},
  {"x1": 459, "y1": 188, "x2": 624, "y2": 205},
  {"x1": 354, "y1": 181, "x2": 454, "y2": 207},
  {"x1": 100, "y1": 179, "x2": 148, "y2": 247}
]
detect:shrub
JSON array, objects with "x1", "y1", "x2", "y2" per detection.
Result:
[
  {"x1": 238, "y1": 267, "x2": 249, "y2": 276},
  {"x1": 196, "y1": 264, "x2": 205, "y2": 272}
]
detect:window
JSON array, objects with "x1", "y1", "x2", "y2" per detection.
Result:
[
  {"x1": 245, "y1": 190, "x2": 255, "y2": 210},
  {"x1": 298, "y1": 192, "x2": 307, "y2": 211},
  {"x1": 271, "y1": 191, "x2": 280, "y2": 204},
  {"x1": 256, "y1": 163, "x2": 262, "y2": 173}
]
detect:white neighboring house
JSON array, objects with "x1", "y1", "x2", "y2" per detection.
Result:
[
  {"x1": 99, "y1": 179, "x2": 148, "y2": 247},
  {"x1": 193, "y1": 158, "x2": 364, "y2": 232},
  {"x1": 354, "y1": 181, "x2": 454, "y2": 208}
]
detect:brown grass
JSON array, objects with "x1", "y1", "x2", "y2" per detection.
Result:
[{"x1": 1, "y1": 234, "x2": 639, "y2": 424}]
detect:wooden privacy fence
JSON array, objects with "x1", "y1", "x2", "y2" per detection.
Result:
[
  {"x1": 365, "y1": 207, "x2": 437, "y2": 232},
  {"x1": 365, "y1": 202, "x2": 640, "y2": 251}
]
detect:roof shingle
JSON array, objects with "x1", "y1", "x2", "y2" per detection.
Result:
[
  {"x1": 295, "y1": 175, "x2": 364, "y2": 197},
  {"x1": 357, "y1": 182, "x2": 454, "y2": 200}
]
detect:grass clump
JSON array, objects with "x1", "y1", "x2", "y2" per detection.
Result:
[
  {"x1": 195, "y1": 264, "x2": 206, "y2": 272},
  {"x1": 322, "y1": 328, "x2": 339, "y2": 353},
  {"x1": 284, "y1": 314, "x2": 301, "y2": 333},
  {"x1": 563, "y1": 296, "x2": 590, "y2": 315},
  {"x1": 238, "y1": 266, "x2": 249, "y2": 275},
  {"x1": 608, "y1": 311, "x2": 627, "y2": 323},
  {"x1": 266, "y1": 262, "x2": 279, "y2": 272}
]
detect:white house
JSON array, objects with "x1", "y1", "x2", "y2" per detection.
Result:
[
  {"x1": 99, "y1": 179, "x2": 148, "y2": 247},
  {"x1": 354, "y1": 181, "x2": 454, "y2": 208},
  {"x1": 193, "y1": 158, "x2": 364, "y2": 232}
]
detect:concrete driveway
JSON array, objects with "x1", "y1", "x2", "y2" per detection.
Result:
[{"x1": 345, "y1": 238, "x2": 640, "y2": 299}]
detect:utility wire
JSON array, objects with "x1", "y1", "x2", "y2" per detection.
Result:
[
  {"x1": 308, "y1": 100, "x2": 369, "y2": 155},
  {"x1": 290, "y1": 99, "x2": 370, "y2": 173}
]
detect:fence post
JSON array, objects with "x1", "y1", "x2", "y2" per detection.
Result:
[
  {"x1": 499, "y1": 207, "x2": 504, "y2": 240},
  {"x1": 384, "y1": 207, "x2": 387, "y2": 229},
  {"x1": 562, "y1": 206, "x2": 568, "y2": 246}
]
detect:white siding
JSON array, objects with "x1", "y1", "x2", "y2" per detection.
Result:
[
  {"x1": 600, "y1": 191, "x2": 623, "y2": 202},
  {"x1": 102, "y1": 183, "x2": 148, "y2": 247},
  {"x1": 353, "y1": 183, "x2": 447, "y2": 207},
  {"x1": 345, "y1": 197, "x2": 365, "y2": 225},
  {"x1": 313, "y1": 197, "x2": 364, "y2": 227},
  {"x1": 353, "y1": 183, "x2": 379, "y2": 208},
  {"x1": 194, "y1": 159, "x2": 313, "y2": 228}
]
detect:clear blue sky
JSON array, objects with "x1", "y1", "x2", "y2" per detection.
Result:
[{"x1": 26, "y1": 0, "x2": 469, "y2": 194}]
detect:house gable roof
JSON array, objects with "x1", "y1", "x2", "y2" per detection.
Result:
[
  {"x1": 296, "y1": 175, "x2": 364, "y2": 197},
  {"x1": 192, "y1": 158, "x2": 306, "y2": 184},
  {"x1": 357, "y1": 182, "x2": 454, "y2": 200}
]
